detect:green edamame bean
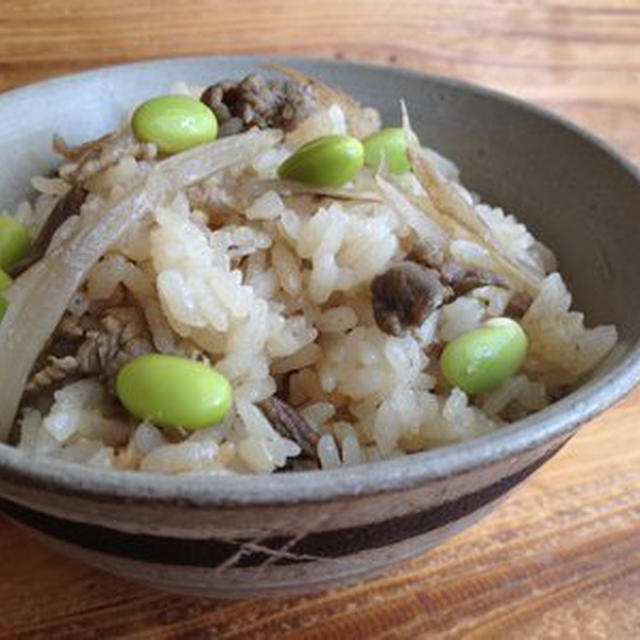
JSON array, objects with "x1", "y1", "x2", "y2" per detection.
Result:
[
  {"x1": 0, "y1": 214, "x2": 30, "y2": 270},
  {"x1": 278, "y1": 135, "x2": 364, "y2": 187},
  {"x1": 0, "y1": 267, "x2": 11, "y2": 291},
  {"x1": 0, "y1": 269, "x2": 9, "y2": 324},
  {"x1": 440, "y1": 317, "x2": 528, "y2": 394},
  {"x1": 132, "y1": 95, "x2": 218, "y2": 154},
  {"x1": 116, "y1": 354, "x2": 232, "y2": 429},
  {"x1": 362, "y1": 128, "x2": 412, "y2": 174}
]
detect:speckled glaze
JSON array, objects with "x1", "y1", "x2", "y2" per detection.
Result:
[{"x1": 0, "y1": 56, "x2": 639, "y2": 598}]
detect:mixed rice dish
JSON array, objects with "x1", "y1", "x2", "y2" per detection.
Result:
[{"x1": 0, "y1": 67, "x2": 618, "y2": 474}]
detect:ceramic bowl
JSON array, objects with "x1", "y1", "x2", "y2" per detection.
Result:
[{"x1": 1, "y1": 56, "x2": 639, "y2": 598}]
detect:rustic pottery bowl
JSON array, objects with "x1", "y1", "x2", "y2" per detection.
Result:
[{"x1": 0, "y1": 56, "x2": 639, "y2": 598}]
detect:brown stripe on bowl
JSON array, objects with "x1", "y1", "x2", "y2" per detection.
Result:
[{"x1": 1, "y1": 439, "x2": 566, "y2": 595}]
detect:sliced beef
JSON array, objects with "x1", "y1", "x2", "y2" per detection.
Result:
[
  {"x1": 406, "y1": 239, "x2": 446, "y2": 270},
  {"x1": 504, "y1": 291, "x2": 533, "y2": 318},
  {"x1": 371, "y1": 261, "x2": 453, "y2": 336},
  {"x1": 407, "y1": 238, "x2": 509, "y2": 295},
  {"x1": 26, "y1": 305, "x2": 154, "y2": 396},
  {"x1": 25, "y1": 355, "x2": 83, "y2": 396},
  {"x1": 200, "y1": 73, "x2": 314, "y2": 134},
  {"x1": 373, "y1": 239, "x2": 528, "y2": 337},
  {"x1": 75, "y1": 306, "x2": 154, "y2": 385},
  {"x1": 259, "y1": 396, "x2": 319, "y2": 460},
  {"x1": 53, "y1": 131, "x2": 157, "y2": 183},
  {"x1": 442, "y1": 262, "x2": 509, "y2": 296}
]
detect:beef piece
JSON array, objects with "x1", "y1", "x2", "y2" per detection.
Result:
[
  {"x1": 504, "y1": 291, "x2": 533, "y2": 318},
  {"x1": 406, "y1": 240, "x2": 446, "y2": 270},
  {"x1": 25, "y1": 355, "x2": 83, "y2": 395},
  {"x1": 53, "y1": 131, "x2": 157, "y2": 183},
  {"x1": 26, "y1": 305, "x2": 154, "y2": 396},
  {"x1": 76, "y1": 306, "x2": 154, "y2": 385},
  {"x1": 54, "y1": 132, "x2": 115, "y2": 162},
  {"x1": 407, "y1": 239, "x2": 509, "y2": 295},
  {"x1": 25, "y1": 314, "x2": 101, "y2": 394},
  {"x1": 371, "y1": 261, "x2": 452, "y2": 336},
  {"x1": 200, "y1": 73, "x2": 314, "y2": 133},
  {"x1": 259, "y1": 396, "x2": 319, "y2": 460},
  {"x1": 441, "y1": 262, "x2": 509, "y2": 296},
  {"x1": 10, "y1": 184, "x2": 87, "y2": 277}
]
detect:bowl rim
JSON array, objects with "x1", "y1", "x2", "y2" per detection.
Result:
[{"x1": 1, "y1": 53, "x2": 639, "y2": 507}]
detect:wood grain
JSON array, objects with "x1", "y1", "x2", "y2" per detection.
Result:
[{"x1": 1, "y1": 1, "x2": 639, "y2": 637}]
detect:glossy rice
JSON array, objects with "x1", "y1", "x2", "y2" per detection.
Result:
[{"x1": 9, "y1": 76, "x2": 617, "y2": 475}]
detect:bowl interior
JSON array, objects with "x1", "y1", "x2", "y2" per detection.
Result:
[{"x1": 0, "y1": 55, "x2": 639, "y2": 501}]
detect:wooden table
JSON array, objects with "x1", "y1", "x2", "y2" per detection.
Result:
[{"x1": 1, "y1": 1, "x2": 639, "y2": 637}]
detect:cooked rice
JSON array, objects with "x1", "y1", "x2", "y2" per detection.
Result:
[{"x1": 9, "y1": 72, "x2": 618, "y2": 475}]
